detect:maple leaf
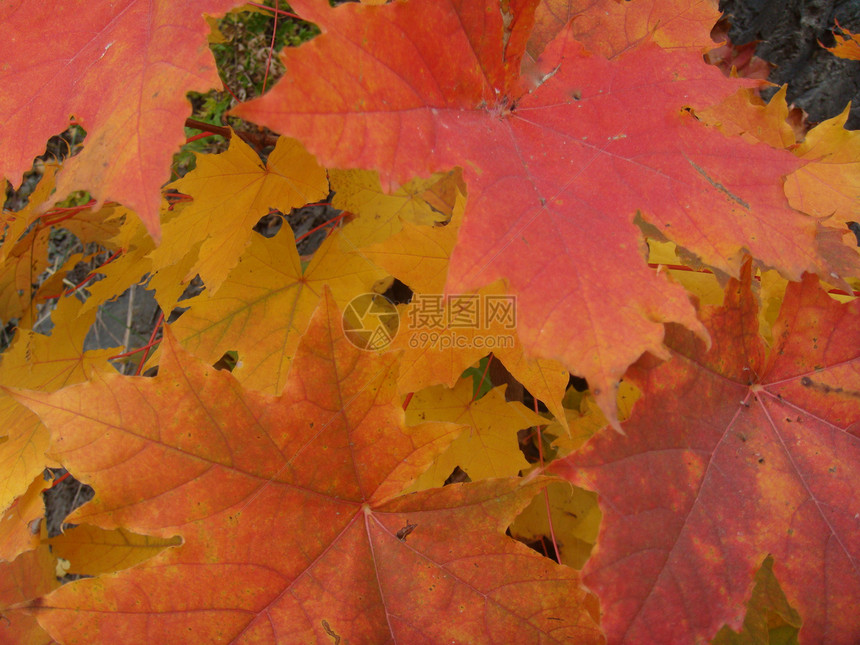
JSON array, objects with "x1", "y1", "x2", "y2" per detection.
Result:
[
  {"x1": 0, "y1": 296, "x2": 116, "y2": 527},
  {"x1": 0, "y1": 476, "x2": 45, "y2": 562},
  {"x1": 405, "y1": 380, "x2": 547, "y2": 489},
  {"x1": 551, "y1": 266, "x2": 860, "y2": 644},
  {"x1": 0, "y1": 0, "x2": 244, "y2": 240},
  {"x1": 0, "y1": 546, "x2": 62, "y2": 645},
  {"x1": 784, "y1": 106, "x2": 860, "y2": 226},
  {"x1": 0, "y1": 222, "x2": 50, "y2": 325},
  {"x1": 46, "y1": 524, "x2": 181, "y2": 578},
  {"x1": 712, "y1": 555, "x2": 802, "y2": 645},
  {"x1": 0, "y1": 164, "x2": 61, "y2": 265},
  {"x1": 150, "y1": 133, "x2": 329, "y2": 293},
  {"x1": 13, "y1": 291, "x2": 601, "y2": 643},
  {"x1": 647, "y1": 240, "x2": 724, "y2": 306},
  {"x1": 387, "y1": 280, "x2": 568, "y2": 423},
  {"x1": 363, "y1": 189, "x2": 467, "y2": 295},
  {"x1": 823, "y1": 22, "x2": 860, "y2": 60},
  {"x1": 528, "y1": 0, "x2": 721, "y2": 60},
  {"x1": 546, "y1": 381, "x2": 642, "y2": 459},
  {"x1": 233, "y1": 0, "x2": 850, "y2": 424},
  {"x1": 0, "y1": 169, "x2": 133, "y2": 324},
  {"x1": 697, "y1": 85, "x2": 799, "y2": 150},
  {"x1": 331, "y1": 168, "x2": 461, "y2": 248},
  {"x1": 169, "y1": 226, "x2": 385, "y2": 394},
  {"x1": 508, "y1": 479, "x2": 601, "y2": 570}
]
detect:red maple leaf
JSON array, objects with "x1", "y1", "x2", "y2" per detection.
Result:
[
  {"x1": 552, "y1": 267, "x2": 860, "y2": 644},
  {"x1": 0, "y1": 0, "x2": 242, "y2": 240},
  {"x1": 234, "y1": 0, "x2": 849, "y2": 423}
]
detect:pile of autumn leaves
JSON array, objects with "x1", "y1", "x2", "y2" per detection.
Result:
[
  {"x1": 0, "y1": 1, "x2": 859, "y2": 644},
  {"x1": 0, "y1": 143, "x2": 607, "y2": 643}
]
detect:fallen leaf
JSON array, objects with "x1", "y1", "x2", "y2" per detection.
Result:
[
  {"x1": 13, "y1": 291, "x2": 601, "y2": 643},
  {"x1": 234, "y1": 0, "x2": 849, "y2": 425},
  {"x1": 0, "y1": 0, "x2": 244, "y2": 240},
  {"x1": 332, "y1": 168, "x2": 459, "y2": 249},
  {"x1": 784, "y1": 106, "x2": 860, "y2": 226},
  {"x1": 712, "y1": 555, "x2": 802, "y2": 645},
  {"x1": 508, "y1": 479, "x2": 600, "y2": 569},
  {"x1": 169, "y1": 226, "x2": 384, "y2": 395},
  {"x1": 405, "y1": 379, "x2": 546, "y2": 489},
  {"x1": 552, "y1": 266, "x2": 860, "y2": 644},
  {"x1": 47, "y1": 524, "x2": 181, "y2": 577},
  {"x1": 0, "y1": 296, "x2": 116, "y2": 520},
  {"x1": 0, "y1": 546, "x2": 62, "y2": 644},
  {"x1": 151, "y1": 133, "x2": 328, "y2": 293},
  {"x1": 823, "y1": 22, "x2": 860, "y2": 60},
  {"x1": 0, "y1": 475, "x2": 45, "y2": 562}
]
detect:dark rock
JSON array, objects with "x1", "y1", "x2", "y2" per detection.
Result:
[{"x1": 719, "y1": 0, "x2": 860, "y2": 128}]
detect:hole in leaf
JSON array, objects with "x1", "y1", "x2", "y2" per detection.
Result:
[
  {"x1": 443, "y1": 466, "x2": 470, "y2": 485},
  {"x1": 511, "y1": 533, "x2": 562, "y2": 564},
  {"x1": 380, "y1": 278, "x2": 413, "y2": 305},
  {"x1": 42, "y1": 468, "x2": 94, "y2": 538},
  {"x1": 568, "y1": 374, "x2": 589, "y2": 392}
]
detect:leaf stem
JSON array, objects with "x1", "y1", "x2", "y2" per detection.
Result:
[
  {"x1": 471, "y1": 353, "x2": 493, "y2": 403},
  {"x1": 39, "y1": 248, "x2": 125, "y2": 301},
  {"x1": 246, "y1": 2, "x2": 301, "y2": 20},
  {"x1": 133, "y1": 311, "x2": 164, "y2": 376},
  {"x1": 261, "y1": 0, "x2": 280, "y2": 94},
  {"x1": 295, "y1": 210, "x2": 343, "y2": 243}
]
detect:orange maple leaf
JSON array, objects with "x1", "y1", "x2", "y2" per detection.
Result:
[
  {"x1": 0, "y1": 546, "x2": 62, "y2": 644},
  {"x1": 528, "y1": 0, "x2": 721, "y2": 60},
  {"x1": 822, "y1": 21, "x2": 860, "y2": 61},
  {"x1": 13, "y1": 291, "x2": 601, "y2": 643}
]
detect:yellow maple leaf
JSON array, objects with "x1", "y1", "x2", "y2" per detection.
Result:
[
  {"x1": 363, "y1": 190, "x2": 464, "y2": 294},
  {"x1": 390, "y1": 281, "x2": 519, "y2": 392},
  {"x1": 170, "y1": 226, "x2": 385, "y2": 394},
  {"x1": 784, "y1": 105, "x2": 860, "y2": 226},
  {"x1": 548, "y1": 381, "x2": 642, "y2": 458},
  {"x1": 0, "y1": 223, "x2": 50, "y2": 325},
  {"x1": 508, "y1": 479, "x2": 601, "y2": 569},
  {"x1": 0, "y1": 296, "x2": 116, "y2": 520},
  {"x1": 77, "y1": 205, "x2": 157, "y2": 315},
  {"x1": 492, "y1": 346, "x2": 570, "y2": 434},
  {"x1": 387, "y1": 279, "x2": 573, "y2": 432},
  {"x1": 151, "y1": 133, "x2": 328, "y2": 293},
  {"x1": 0, "y1": 474, "x2": 44, "y2": 561},
  {"x1": 332, "y1": 168, "x2": 460, "y2": 249},
  {"x1": 648, "y1": 239, "x2": 724, "y2": 306},
  {"x1": 0, "y1": 164, "x2": 60, "y2": 264},
  {"x1": 47, "y1": 523, "x2": 181, "y2": 577},
  {"x1": 405, "y1": 379, "x2": 546, "y2": 490}
]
